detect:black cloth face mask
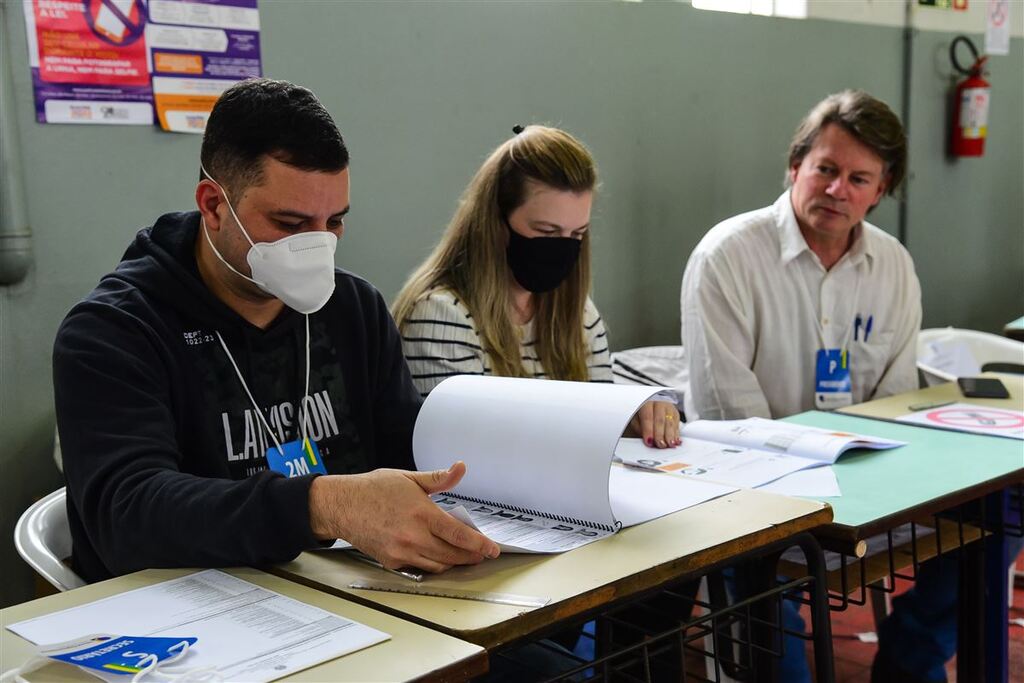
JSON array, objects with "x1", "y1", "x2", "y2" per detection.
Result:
[{"x1": 506, "y1": 227, "x2": 582, "y2": 293}]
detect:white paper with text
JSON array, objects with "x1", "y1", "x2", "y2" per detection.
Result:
[{"x1": 7, "y1": 570, "x2": 388, "y2": 683}]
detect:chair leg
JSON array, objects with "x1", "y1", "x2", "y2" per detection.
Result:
[
  {"x1": 700, "y1": 575, "x2": 743, "y2": 683},
  {"x1": 869, "y1": 578, "x2": 890, "y2": 631}
]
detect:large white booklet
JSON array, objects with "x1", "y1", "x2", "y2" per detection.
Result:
[
  {"x1": 615, "y1": 417, "x2": 905, "y2": 490},
  {"x1": 413, "y1": 376, "x2": 738, "y2": 554}
]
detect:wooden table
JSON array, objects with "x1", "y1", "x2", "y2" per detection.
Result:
[
  {"x1": 273, "y1": 489, "x2": 829, "y2": 649},
  {"x1": 840, "y1": 372, "x2": 1023, "y2": 422},
  {"x1": 0, "y1": 567, "x2": 486, "y2": 682}
]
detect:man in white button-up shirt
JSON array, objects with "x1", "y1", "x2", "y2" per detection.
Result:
[
  {"x1": 681, "y1": 91, "x2": 920, "y2": 423},
  {"x1": 681, "y1": 91, "x2": 942, "y2": 683}
]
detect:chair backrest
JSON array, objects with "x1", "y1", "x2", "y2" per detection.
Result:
[
  {"x1": 917, "y1": 327, "x2": 1024, "y2": 386},
  {"x1": 14, "y1": 487, "x2": 86, "y2": 591},
  {"x1": 611, "y1": 346, "x2": 687, "y2": 389},
  {"x1": 610, "y1": 346, "x2": 688, "y2": 417}
]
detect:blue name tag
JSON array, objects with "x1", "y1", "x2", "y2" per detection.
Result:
[
  {"x1": 814, "y1": 348, "x2": 853, "y2": 410},
  {"x1": 266, "y1": 438, "x2": 328, "y2": 477},
  {"x1": 42, "y1": 634, "x2": 197, "y2": 675}
]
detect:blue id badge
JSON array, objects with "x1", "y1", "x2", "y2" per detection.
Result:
[
  {"x1": 814, "y1": 348, "x2": 853, "y2": 410},
  {"x1": 266, "y1": 438, "x2": 328, "y2": 477},
  {"x1": 41, "y1": 634, "x2": 197, "y2": 675}
]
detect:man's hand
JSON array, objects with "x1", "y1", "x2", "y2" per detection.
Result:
[
  {"x1": 308, "y1": 462, "x2": 500, "y2": 573},
  {"x1": 628, "y1": 400, "x2": 682, "y2": 449}
]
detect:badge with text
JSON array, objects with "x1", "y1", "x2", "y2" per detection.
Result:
[
  {"x1": 266, "y1": 438, "x2": 328, "y2": 477},
  {"x1": 41, "y1": 634, "x2": 197, "y2": 675},
  {"x1": 815, "y1": 349, "x2": 853, "y2": 410}
]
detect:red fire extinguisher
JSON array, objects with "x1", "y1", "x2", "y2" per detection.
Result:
[{"x1": 950, "y1": 35, "x2": 990, "y2": 158}]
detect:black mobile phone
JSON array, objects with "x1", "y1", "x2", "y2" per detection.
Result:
[{"x1": 957, "y1": 377, "x2": 1011, "y2": 399}]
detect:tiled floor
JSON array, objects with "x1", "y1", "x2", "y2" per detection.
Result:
[{"x1": 806, "y1": 559, "x2": 1024, "y2": 682}]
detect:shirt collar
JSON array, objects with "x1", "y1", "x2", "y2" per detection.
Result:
[{"x1": 774, "y1": 190, "x2": 875, "y2": 268}]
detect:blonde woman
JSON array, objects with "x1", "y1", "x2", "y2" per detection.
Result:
[{"x1": 394, "y1": 125, "x2": 680, "y2": 448}]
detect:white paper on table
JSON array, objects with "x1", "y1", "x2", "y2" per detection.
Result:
[
  {"x1": 614, "y1": 437, "x2": 819, "y2": 488},
  {"x1": 6, "y1": 570, "x2": 389, "y2": 683},
  {"x1": 607, "y1": 463, "x2": 736, "y2": 527},
  {"x1": 896, "y1": 402, "x2": 1024, "y2": 440},
  {"x1": 440, "y1": 502, "x2": 609, "y2": 554},
  {"x1": 680, "y1": 417, "x2": 905, "y2": 463},
  {"x1": 414, "y1": 376, "x2": 663, "y2": 532},
  {"x1": 758, "y1": 466, "x2": 841, "y2": 498}
]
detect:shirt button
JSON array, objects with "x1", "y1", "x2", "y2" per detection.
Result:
[{"x1": 822, "y1": 318, "x2": 830, "y2": 325}]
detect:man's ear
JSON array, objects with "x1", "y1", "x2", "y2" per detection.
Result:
[
  {"x1": 871, "y1": 175, "x2": 889, "y2": 208},
  {"x1": 195, "y1": 180, "x2": 224, "y2": 231}
]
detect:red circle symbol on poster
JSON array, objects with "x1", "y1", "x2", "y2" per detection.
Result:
[
  {"x1": 85, "y1": 0, "x2": 147, "y2": 46},
  {"x1": 33, "y1": 0, "x2": 150, "y2": 87},
  {"x1": 926, "y1": 407, "x2": 1024, "y2": 430},
  {"x1": 990, "y1": 0, "x2": 1008, "y2": 28}
]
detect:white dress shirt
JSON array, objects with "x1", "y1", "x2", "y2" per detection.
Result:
[{"x1": 681, "y1": 191, "x2": 922, "y2": 420}]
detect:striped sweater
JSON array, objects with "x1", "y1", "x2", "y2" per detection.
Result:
[{"x1": 401, "y1": 289, "x2": 614, "y2": 396}]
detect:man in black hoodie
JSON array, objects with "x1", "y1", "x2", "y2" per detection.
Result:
[{"x1": 53, "y1": 78, "x2": 500, "y2": 583}]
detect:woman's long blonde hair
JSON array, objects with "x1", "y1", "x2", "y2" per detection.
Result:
[{"x1": 393, "y1": 125, "x2": 597, "y2": 381}]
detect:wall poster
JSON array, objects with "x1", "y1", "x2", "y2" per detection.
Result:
[{"x1": 22, "y1": 0, "x2": 261, "y2": 133}]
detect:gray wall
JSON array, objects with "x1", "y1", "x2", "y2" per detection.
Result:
[{"x1": 1, "y1": 1, "x2": 1021, "y2": 608}]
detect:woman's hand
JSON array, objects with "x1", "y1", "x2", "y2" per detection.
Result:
[{"x1": 628, "y1": 400, "x2": 681, "y2": 449}]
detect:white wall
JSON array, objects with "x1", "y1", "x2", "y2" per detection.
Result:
[{"x1": 808, "y1": 0, "x2": 1024, "y2": 36}]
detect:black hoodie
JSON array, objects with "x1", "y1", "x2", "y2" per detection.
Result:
[{"x1": 53, "y1": 212, "x2": 421, "y2": 583}]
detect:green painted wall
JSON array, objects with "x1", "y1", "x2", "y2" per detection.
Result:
[{"x1": 1, "y1": 1, "x2": 1021, "y2": 607}]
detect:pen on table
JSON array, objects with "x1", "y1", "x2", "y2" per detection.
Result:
[
  {"x1": 350, "y1": 551, "x2": 425, "y2": 582},
  {"x1": 864, "y1": 315, "x2": 874, "y2": 342},
  {"x1": 908, "y1": 400, "x2": 955, "y2": 411},
  {"x1": 612, "y1": 455, "x2": 665, "y2": 472}
]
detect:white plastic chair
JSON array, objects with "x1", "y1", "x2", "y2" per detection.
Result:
[
  {"x1": 14, "y1": 487, "x2": 86, "y2": 591},
  {"x1": 917, "y1": 327, "x2": 1024, "y2": 386},
  {"x1": 610, "y1": 346, "x2": 686, "y2": 387}
]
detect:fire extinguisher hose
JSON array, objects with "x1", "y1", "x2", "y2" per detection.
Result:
[{"x1": 950, "y1": 35, "x2": 986, "y2": 76}]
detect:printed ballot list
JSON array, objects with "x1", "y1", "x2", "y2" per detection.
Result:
[{"x1": 6, "y1": 570, "x2": 388, "y2": 682}]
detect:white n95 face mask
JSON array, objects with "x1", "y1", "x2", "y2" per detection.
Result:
[{"x1": 199, "y1": 165, "x2": 338, "y2": 315}]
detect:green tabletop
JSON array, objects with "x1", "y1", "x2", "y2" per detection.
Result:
[{"x1": 781, "y1": 411, "x2": 1024, "y2": 539}]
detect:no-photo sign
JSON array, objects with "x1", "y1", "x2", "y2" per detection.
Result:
[{"x1": 899, "y1": 402, "x2": 1024, "y2": 439}]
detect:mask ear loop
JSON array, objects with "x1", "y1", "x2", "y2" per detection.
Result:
[
  {"x1": 129, "y1": 641, "x2": 222, "y2": 682},
  {"x1": 199, "y1": 164, "x2": 258, "y2": 250},
  {"x1": 198, "y1": 165, "x2": 267, "y2": 289},
  {"x1": 131, "y1": 653, "x2": 161, "y2": 682},
  {"x1": 0, "y1": 654, "x2": 49, "y2": 683},
  {"x1": 200, "y1": 217, "x2": 266, "y2": 288}
]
